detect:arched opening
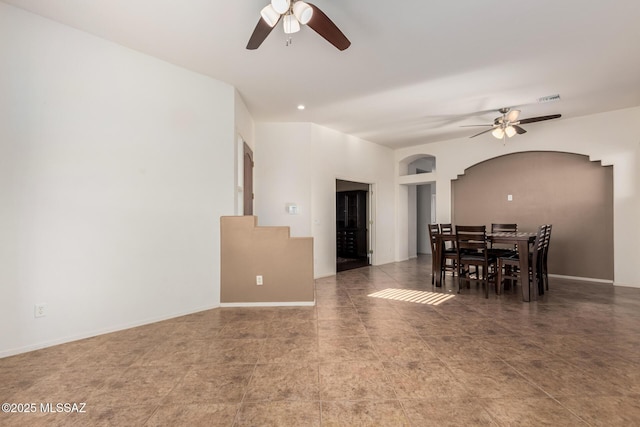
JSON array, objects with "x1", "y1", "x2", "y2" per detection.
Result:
[
  {"x1": 399, "y1": 154, "x2": 436, "y2": 176},
  {"x1": 452, "y1": 151, "x2": 613, "y2": 281}
]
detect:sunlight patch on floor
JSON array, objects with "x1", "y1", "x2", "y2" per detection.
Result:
[{"x1": 368, "y1": 288, "x2": 455, "y2": 305}]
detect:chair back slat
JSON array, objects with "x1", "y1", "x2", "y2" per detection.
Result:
[
  {"x1": 458, "y1": 241, "x2": 487, "y2": 251},
  {"x1": 491, "y1": 223, "x2": 517, "y2": 233},
  {"x1": 455, "y1": 225, "x2": 488, "y2": 250},
  {"x1": 491, "y1": 223, "x2": 517, "y2": 250},
  {"x1": 456, "y1": 225, "x2": 486, "y2": 242},
  {"x1": 543, "y1": 224, "x2": 552, "y2": 250}
]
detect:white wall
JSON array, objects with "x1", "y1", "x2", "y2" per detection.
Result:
[
  {"x1": 254, "y1": 123, "x2": 313, "y2": 238},
  {"x1": 0, "y1": 4, "x2": 236, "y2": 356},
  {"x1": 395, "y1": 106, "x2": 640, "y2": 287},
  {"x1": 254, "y1": 123, "x2": 395, "y2": 278}
]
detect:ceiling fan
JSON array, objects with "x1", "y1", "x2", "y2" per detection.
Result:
[
  {"x1": 463, "y1": 108, "x2": 561, "y2": 140},
  {"x1": 247, "y1": 0, "x2": 351, "y2": 51}
]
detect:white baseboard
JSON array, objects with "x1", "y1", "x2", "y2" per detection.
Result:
[
  {"x1": 0, "y1": 304, "x2": 219, "y2": 359},
  {"x1": 315, "y1": 272, "x2": 337, "y2": 279},
  {"x1": 220, "y1": 301, "x2": 315, "y2": 307},
  {"x1": 548, "y1": 274, "x2": 613, "y2": 284}
]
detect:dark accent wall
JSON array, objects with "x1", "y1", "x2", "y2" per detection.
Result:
[{"x1": 452, "y1": 151, "x2": 613, "y2": 280}]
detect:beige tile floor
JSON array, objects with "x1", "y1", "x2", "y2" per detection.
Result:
[{"x1": 1, "y1": 255, "x2": 640, "y2": 426}]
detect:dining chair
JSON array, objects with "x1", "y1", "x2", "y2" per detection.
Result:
[
  {"x1": 439, "y1": 223, "x2": 457, "y2": 278},
  {"x1": 455, "y1": 225, "x2": 497, "y2": 298},
  {"x1": 496, "y1": 225, "x2": 546, "y2": 295},
  {"x1": 490, "y1": 223, "x2": 518, "y2": 290},
  {"x1": 427, "y1": 223, "x2": 440, "y2": 284},
  {"x1": 489, "y1": 223, "x2": 518, "y2": 257}
]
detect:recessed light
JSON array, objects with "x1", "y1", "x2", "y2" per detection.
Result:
[{"x1": 297, "y1": 104, "x2": 305, "y2": 110}]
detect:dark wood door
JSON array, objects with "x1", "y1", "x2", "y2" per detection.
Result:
[{"x1": 243, "y1": 143, "x2": 253, "y2": 216}]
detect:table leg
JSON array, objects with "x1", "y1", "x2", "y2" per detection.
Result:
[{"x1": 519, "y1": 242, "x2": 531, "y2": 302}]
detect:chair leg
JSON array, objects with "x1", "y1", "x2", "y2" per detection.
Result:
[
  {"x1": 539, "y1": 274, "x2": 545, "y2": 296},
  {"x1": 544, "y1": 259, "x2": 549, "y2": 291},
  {"x1": 458, "y1": 265, "x2": 470, "y2": 293},
  {"x1": 431, "y1": 256, "x2": 435, "y2": 285},
  {"x1": 537, "y1": 259, "x2": 545, "y2": 295}
]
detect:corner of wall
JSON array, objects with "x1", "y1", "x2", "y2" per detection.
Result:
[{"x1": 234, "y1": 90, "x2": 255, "y2": 150}]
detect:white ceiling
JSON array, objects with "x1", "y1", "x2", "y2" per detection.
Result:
[{"x1": 4, "y1": 0, "x2": 640, "y2": 148}]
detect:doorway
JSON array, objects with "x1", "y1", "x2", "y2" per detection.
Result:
[
  {"x1": 336, "y1": 179, "x2": 370, "y2": 272},
  {"x1": 416, "y1": 183, "x2": 435, "y2": 255},
  {"x1": 243, "y1": 142, "x2": 253, "y2": 216}
]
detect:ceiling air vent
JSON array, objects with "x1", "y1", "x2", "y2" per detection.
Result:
[{"x1": 537, "y1": 94, "x2": 561, "y2": 103}]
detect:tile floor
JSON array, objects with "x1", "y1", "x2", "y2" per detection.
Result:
[{"x1": 1, "y1": 255, "x2": 640, "y2": 426}]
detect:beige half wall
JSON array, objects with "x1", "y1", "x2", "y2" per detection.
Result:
[{"x1": 220, "y1": 216, "x2": 315, "y2": 305}]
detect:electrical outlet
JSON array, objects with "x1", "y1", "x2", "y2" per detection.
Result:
[
  {"x1": 256, "y1": 275, "x2": 263, "y2": 285},
  {"x1": 34, "y1": 303, "x2": 47, "y2": 318}
]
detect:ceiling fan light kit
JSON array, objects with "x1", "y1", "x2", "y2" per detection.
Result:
[
  {"x1": 271, "y1": 0, "x2": 291, "y2": 14},
  {"x1": 260, "y1": 5, "x2": 281, "y2": 27},
  {"x1": 259, "y1": 0, "x2": 310, "y2": 34},
  {"x1": 293, "y1": 1, "x2": 313, "y2": 24},
  {"x1": 464, "y1": 106, "x2": 561, "y2": 142},
  {"x1": 506, "y1": 109, "x2": 520, "y2": 123},
  {"x1": 283, "y1": 14, "x2": 301, "y2": 33},
  {"x1": 492, "y1": 126, "x2": 516, "y2": 139},
  {"x1": 247, "y1": 0, "x2": 351, "y2": 50}
]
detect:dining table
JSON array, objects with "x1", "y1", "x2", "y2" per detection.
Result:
[{"x1": 433, "y1": 231, "x2": 538, "y2": 302}]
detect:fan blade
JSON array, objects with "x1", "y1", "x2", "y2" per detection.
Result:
[
  {"x1": 306, "y1": 3, "x2": 351, "y2": 50},
  {"x1": 507, "y1": 109, "x2": 521, "y2": 122},
  {"x1": 518, "y1": 114, "x2": 561, "y2": 124},
  {"x1": 460, "y1": 124, "x2": 494, "y2": 127},
  {"x1": 469, "y1": 127, "x2": 497, "y2": 138},
  {"x1": 513, "y1": 125, "x2": 527, "y2": 135},
  {"x1": 247, "y1": 16, "x2": 280, "y2": 50}
]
